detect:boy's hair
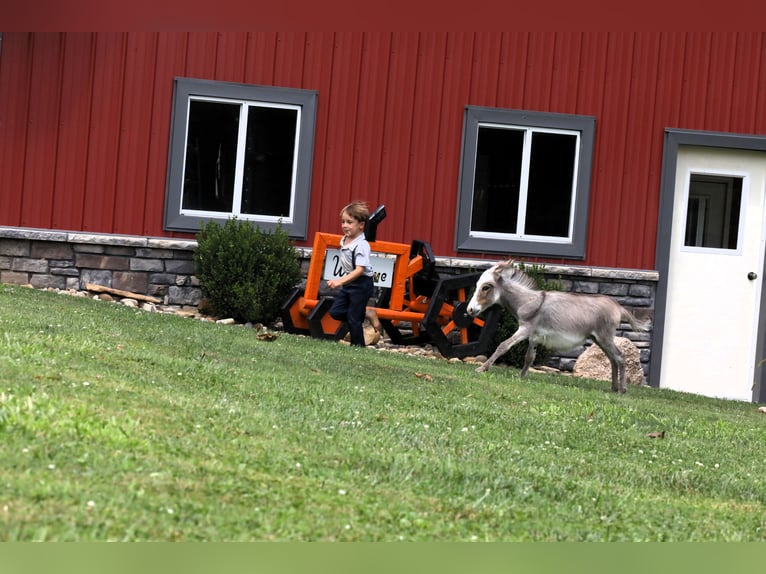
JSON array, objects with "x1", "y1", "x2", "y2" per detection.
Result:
[{"x1": 340, "y1": 201, "x2": 370, "y2": 223}]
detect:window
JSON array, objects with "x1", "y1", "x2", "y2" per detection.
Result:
[
  {"x1": 684, "y1": 174, "x2": 743, "y2": 251},
  {"x1": 164, "y1": 78, "x2": 318, "y2": 238},
  {"x1": 455, "y1": 107, "x2": 595, "y2": 258}
]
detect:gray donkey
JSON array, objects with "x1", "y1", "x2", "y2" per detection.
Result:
[{"x1": 466, "y1": 261, "x2": 650, "y2": 393}]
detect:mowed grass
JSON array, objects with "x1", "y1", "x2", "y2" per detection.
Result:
[{"x1": 1, "y1": 284, "x2": 765, "y2": 541}]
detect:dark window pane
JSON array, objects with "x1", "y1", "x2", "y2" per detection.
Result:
[
  {"x1": 524, "y1": 132, "x2": 576, "y2": 237},
  {"x1": 470, "y1": 126, "x2": 524, "y2": 233},
  {"x1": 684, "y1": 175, "x2": 742, "y2": 249},
  {"x1": 182, "y1": 100, "x2": 239, "y2": 212},
  {"x1": 241, "y1": 106, "x2": 297, "y2": 217}
]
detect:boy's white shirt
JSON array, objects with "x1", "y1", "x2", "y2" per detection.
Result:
[{"x1": 339, "y1": 233, "x2": 373, "y2": 277}]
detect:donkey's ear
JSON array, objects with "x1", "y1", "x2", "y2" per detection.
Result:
[{"x1": 494, "y1": 259, "x2": 513, "y2": 277}]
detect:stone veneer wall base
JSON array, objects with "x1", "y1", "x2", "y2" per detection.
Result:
[{"x1": 0, "y1": 228, "x2": 202, "y2": 307}]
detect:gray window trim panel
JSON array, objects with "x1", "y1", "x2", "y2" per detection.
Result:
[
  {"x1": 651, "y1": 128, "x2": 766, "y2": 403},
  {"x1": 455, "y1": 106, "x2": 595, "y2": 259},
  {"x1": 163, "y1": 77, "x2": 317, "y2": 239}
]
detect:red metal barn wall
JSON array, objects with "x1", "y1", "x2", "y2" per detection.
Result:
[{"x1": 1, "y1": 32, "x2": 766, "y2": 270}]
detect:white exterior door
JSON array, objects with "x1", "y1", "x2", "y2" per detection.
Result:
[{"x1": 660, "y1": 145, "x2": 766, "y2": 401}]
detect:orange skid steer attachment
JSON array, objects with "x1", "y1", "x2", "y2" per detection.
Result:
[{"x1": 281, "y1": 232, "x2": 499, "y2": 358}]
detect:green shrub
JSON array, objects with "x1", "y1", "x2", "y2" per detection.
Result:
[
  {"x1": 194, "y1": 218, "x2": 302, "y2": 323},
  {"x1": 487, "y1": 262, "x2": 562, "y2": 367}
]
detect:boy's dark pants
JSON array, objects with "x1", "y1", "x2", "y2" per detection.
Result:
[{"x1": 329, "y1": 276, "x2": 374, "y2": 346}]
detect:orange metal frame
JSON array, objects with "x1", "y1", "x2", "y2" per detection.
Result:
[
  {"x1": 286, "y1": 232, "x2": 426, "y2": 332},
  {"x1": 289, "y1": 232, "x2": 484, "y2": 344}
]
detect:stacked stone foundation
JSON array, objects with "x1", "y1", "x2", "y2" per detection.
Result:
[{"x1": 0, "y1": 229, "x2": 202, "y2": 307}]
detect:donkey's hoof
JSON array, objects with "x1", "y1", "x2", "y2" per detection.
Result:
[{"x1": 475, "y1": 366, "x2": 487, "y2": 374}]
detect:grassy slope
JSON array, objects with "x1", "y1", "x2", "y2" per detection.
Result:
[{"x1": 1, "y1": 284, "x2": 764, "y2": 541}]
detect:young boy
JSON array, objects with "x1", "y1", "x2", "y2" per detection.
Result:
[{"x1": 327, "y1": 201, "x2": 377, "y2": 346}]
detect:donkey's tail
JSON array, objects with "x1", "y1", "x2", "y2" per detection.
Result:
[{"x1": 621, "y1": 308, "x2": 651, "y2": 332}]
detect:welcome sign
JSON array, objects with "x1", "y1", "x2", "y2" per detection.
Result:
[{"x1": 322, "y1": 249, "x2": 396, "y2": 288}]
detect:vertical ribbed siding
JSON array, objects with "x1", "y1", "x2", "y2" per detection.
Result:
[
  {"x1": 431, "y1": 33, "x2": 474, "y2": 253},
  {"x1": 349, "y1": 33, "x2": 391, "y2": 222},
  {"x1": 0, "y1": 34, "x2": 31, "y2": 224},
  {"x1": 705, "y1": 33, "x2": 737, "y2": 130},
  {"x1": 80, "y1": 33, "x2": 126, "y2": 234},
  {"x1": 274, "y1": 31, "x2": 307, "y2": 88},
  {"x1": 244, "y1": 32, "x2": 277, "y2": 85},
  {"x1": 679, "y1": 32, "x2": 713, "y2": 131},
  {"x1": 184, "y1": 32, "x2": 217, "y2": 78},
  {"x1": 522, "y1": 33, "x2": 556, "y2": 110},
  {"x1": 3, "y1": 32, "x2": 766, "y2": 269},
  {"x1": 320, "y1": 32, "x2": 364, "y2": 232},
  {"x1": 301, "y1": 32, "x2": 335, "y2": 237},
  {"x1": 469, "y1": 33, "x2": 501, "y2": 108},
  {"x1": 588, "y1": 32, "x2": 635, "y2": 265},
  {"x1": 142, "y1": 33, "x2": 188, "y2": 237},
  {"x1": 549, "y1": 32, "x2": 582, "y2": 114},
  {"x1": 19, "y1": 33, "x2": 62, "y2": 229},
  {"x1": 112, "y1": 33, "x2": 157, "y2": 235},
  {"x1": 624, "y1": 33, "x2": 663, "y2": 267},
  {"x1": 51, "y1": 33, "x2": 94, "y2": 232},
  {"x1": 729, "y1": 33, "x2": 763, "y2": 133},
  {"x1": 376, "y1": 33, "x2": 418, "y2": 241},
  {"x1": 214, "y1": 32, "x2": 247, "y2": 82},
  {"x1": 402, "y1": 32, "x2": 448, "y2": 245},
  {"x1": 496, "y1": 32, "x2": 530, "y2": 109},
  {"x1": 756, "y1": 35, "x2": 766, "y2": 129}
]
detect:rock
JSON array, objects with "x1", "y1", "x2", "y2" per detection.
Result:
[
  {"x1": 173, "y1": 309, "x2": 198, "y2": 318},
  {"x1": 341, "y1": 323, "x2": 381, "y2": 346},
  {"x1": 573, "y1": 337, "x2": 644, "y2": 386},
  {"x1": 363, "y1": 324, "x2": 381, "y2": 346}
]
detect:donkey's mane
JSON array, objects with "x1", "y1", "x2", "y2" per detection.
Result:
[{"x1": 495, "y1": 260, "x2": 539, "y2": 291}]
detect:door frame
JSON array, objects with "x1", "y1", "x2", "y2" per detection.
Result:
[{"x1": 651, "y1": 129, "x2": 766, "y2": 403}]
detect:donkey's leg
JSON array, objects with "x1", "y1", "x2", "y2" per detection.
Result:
[
  {"x1": 520, "y1": 341, "x2": 538, "y2": 378},
  {"x1": 476, "y1": 327, "x2": 529, "y2": 373},
  {"x1": 594, "y1": 337, "x2": 626, "y2": 393},
  {"x1": 618, "y1": 354, "x2": 626, "y2": 393}
]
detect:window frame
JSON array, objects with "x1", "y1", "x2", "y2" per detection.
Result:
[
  {"x1": 681, "y1": 171, "x2": 746, "y2": 255},
  {"x1": 164, "y1": 77, "x2": 318, "y2": 238},
  {"x1": 455, "y1": 106, "x2": 596, "y2": 258}
]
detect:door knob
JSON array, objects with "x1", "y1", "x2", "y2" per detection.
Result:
[{"x1": 748, "y1": 272, "x2": 758, "y2": 280}]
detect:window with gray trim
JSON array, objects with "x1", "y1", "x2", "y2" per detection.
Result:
[
  {"x1": 455, "y1": 107, "x2": 595, "y2": 258},
  {"x1": 164, "y1": 78, "x2": 317, "y2": 238}
]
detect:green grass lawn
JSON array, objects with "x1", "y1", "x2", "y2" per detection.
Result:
[{"x1": 1, "y1": 283, "x2": 765, "y2": 541}]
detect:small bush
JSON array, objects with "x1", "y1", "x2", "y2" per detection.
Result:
[
  {"x1": 487, "y1": 262, "x2": 562, "y2": 367},
  {"x1": 194, "y1": 218, "x2": 302, "y2": 323}
]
